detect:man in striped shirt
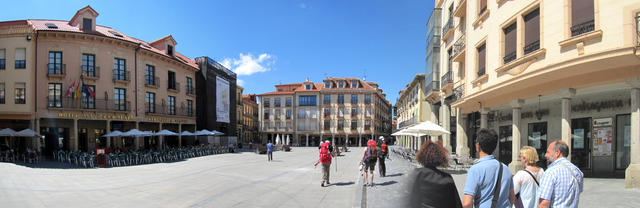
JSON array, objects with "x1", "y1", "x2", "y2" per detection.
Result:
[{"x1": 537, "y1": 140, "x2": 584, "y2": 208}]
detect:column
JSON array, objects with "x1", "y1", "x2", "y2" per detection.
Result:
[
  {"x1": 135, "y1": 122, "x2": 140, "y2": 150},
  {"x1": 558, "y1": 88, "x2": 576, "y2": 160},
  {"x1": 480, "y1": 108, "x2": 489, "y2": 129},
  {"x1": 106, "y1": 120, "x2": 111, "y2": 148},
  {"x1": 35, "y1": 118, "x2": 41, "y2": 151},
  {"x1": 73, "y1": 118, "x2": 78, "y2": 151},
  {"x1": 158, "y1": 123, "x2": 163, "y2": 149},
  {"x1": 509, "y1": 99, "x2": 524, "y2": 172},
  {"x1": 626, "y1": 78, "x2": 640, "y2": 188},
  {"x1": 359, "y1": 133, "x2": 362, "y2": 147},
  {"x1": 178, "y1": 123, "x2": 182, "y2": 147},
  {"x1": 455, "y1": 108, "x2": 469, "y2": 158},
  {"x1": 306, "y1": 134, "x2": 309, "y2": 147}
]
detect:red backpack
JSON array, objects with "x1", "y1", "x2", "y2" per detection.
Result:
[
  {"x1": 319, "y1": 143, "x2": 332, "y2": 163},
  {"x1": 365, "y1": 142, "x2": 377, "y2": 163}
]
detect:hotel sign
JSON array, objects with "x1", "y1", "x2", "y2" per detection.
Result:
[
  {"x1": 145, "y1": 116, "x2": 192, "y2": 124},
  {"x1": 57, "y1": 112, "x2": 134, "y2": 120}
]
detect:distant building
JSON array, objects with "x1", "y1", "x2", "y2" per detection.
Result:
[
  {"x1": 236, "y1": 85, "x2": 243, "y2": 143},
  {"x1": 195, "y1": 57, "x2": 237, "y2": 144},
  {"x1": 242, "y1": 94, "x2": 259, "y2": 144}
]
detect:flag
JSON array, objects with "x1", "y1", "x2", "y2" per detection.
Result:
[
  {"x1": 82, "y1": 82, "x2": 95, "y2": 98},
  {"x1": 65, "y1": 81, "x2": 76, "y2": 97},
  {"x1": 74, "y1": 81, "x2": 81, "y2": 99}
]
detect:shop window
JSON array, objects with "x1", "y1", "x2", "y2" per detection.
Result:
[
  {"x1": 528, "y1": 122, "x2": 548, "y2": 166},
  {"x1": 571, "y1": 117, "x2": 591, "y2": 169},
  {"x1": 499, "y1": 125, "x2": 512, "y2": 165},
  {"x1": 616, "y1": 114, "x2": 631, "y2": 170}
]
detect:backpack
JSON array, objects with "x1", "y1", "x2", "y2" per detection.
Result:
[
  {"x1": 365, "y1": 144, "x2": 377, "y2": 163},
  {"x1": 319, "y1": 144, "x2": 332, "y2": 163}
]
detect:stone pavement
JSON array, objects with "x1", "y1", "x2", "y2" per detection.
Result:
[
  {"x1": 0, "y1": 147, "x2": 363, "y2": 208},
  {"x1": 362, "y1": 146, "x2": 640, "y2": 208}
]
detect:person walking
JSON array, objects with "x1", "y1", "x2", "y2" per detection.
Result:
[
  {"x1": 462, "y1": 128, "x2": 515, "y2": 208},
  {"x1": 512, "y1": 146, "x2": 544, "y2": 208},
  {"x1": 378, "y1": 136, "x2": 389, "y2": 177},
  {"x1": 319, "y1": 141, "x2": 333, "y2": 187},
  {"x1": 266, "y1": 140, "x2": 274, "y2": 162},
  {"x1": 403, "y1": 139, "x2": 462, "y2": 208},
  {"x1": 537, "y1": 140, "x2": 584, "y2": 208},
  {"x1": 361, "y1": 138, "x2": 377, "y2": 187}
]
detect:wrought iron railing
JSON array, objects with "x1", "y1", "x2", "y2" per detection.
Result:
[
  {"x1": 426, "y1": 80, "x2": 440, "y2": 95},
  {"x1": 47, "y1": 63, "x2": 65, "y2": 75},
  {"x1": 145, "y1": 103, "x2": 193, "y2": 117},
  {"x1": 442, "y1": 17, "x2": 454, "y2": 36},
  {"x1": 48, "y1": 97, "x2": 130, "y2": 111},
  {"x1": 524, "y1": 40, "x2": 540, "y2": 55},
  {"x1": 113, "y1": 70, "x2": 130, "y2": 82},
  {"x1": 477, "y1": 67, "x2": 486, "y2": 77},
  {"x1": 145, "y1": 76, "x2": 160, "y2": 87},
  {"x1": 453, "y1": 84, "x2": 464, "y2": 100},
  {"x1": 503, "y1": 51, "x2": 516, "y2": 64},
  {"x1": 571, "y1": 20, "x2": 594, "y2": 37},
  {"x1": 453, "y1": 34, "x2": 466, "y2": 57},
  {"x1": 168, "y1": 82, "x2": 180, "y2": 92},
  {"x1": 441, "y1": 71, "x2": 453, "y2": 86}
]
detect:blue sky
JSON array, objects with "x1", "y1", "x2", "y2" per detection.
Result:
[{"x1": 3, "y1": 0, "x2": 435, "y2": 104}]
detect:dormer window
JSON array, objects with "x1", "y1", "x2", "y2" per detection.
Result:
[
  {"x1": 305, "y1": 84, "x2": 311, "y2": 90},
  {"x1": 351, "y1": 80, "x2": 358, "y2": 88},
  {"x1": 82, "y1": 18, "x2": 92, "y2": 31},
  {"x1": 338, "y1": 81, "x2": 344, "y2": 88},
  {"x1": 325, "y1": 82, "x2": 331, "y2": 88},
  {"x1": 167, "y1": 45, "x2": 174, "y2": 56}
]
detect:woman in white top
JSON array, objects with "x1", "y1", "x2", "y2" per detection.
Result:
[{"x1": 512, "y1": 146, "x2": 544, "y2": 208}]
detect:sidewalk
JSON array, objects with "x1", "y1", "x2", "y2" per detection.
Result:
[{"x1": 358, "y1": 147, "x2": 418, "y2": 208}]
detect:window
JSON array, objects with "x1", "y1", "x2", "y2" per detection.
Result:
[
  {"x1": 616, "y1": 114, "x2": 631, "y2": 170},
  {"x1": 498, "y1": 125, "x2": 512, "y2": 165},
  {"x1": 187, "y1": 100, "x2": 193, "y2": 116},
  {"x1": 338, "y1": 94, "x2": 344, "y2": 104},
  {"x1": 297, "y1": 109, "x2": 306, "y2": 119},
  {"x1": 114, "y1": 88, "x2": 126, "y2": 111},
  {"x1": 48, "y1": 51, "x2": 62, "y2": 74},
  {"x1": 167, "y1": 45, "x2": 174, "y2": 56},
  {"x1": 351, "y1": 120, "x2": 358, "y2": 130},
  {"x1": 275, "y1": 109, "x2": 281, "y2": 119},
  {"x1": 571, "y1": 0, "x2": 594, "y2": 37},
  {"x1": 82, "y1": 54, "x2": 95, "y2": 77},
  {"x1": 48, "y1": 83, "x2": 61, "y2": 107},
  {"x1": 168, "y1": 96, "x2": 176, "y2": 115},
  {"x1": 0, "y1": 83, "x2": 4, "y2": 104},
  {"x1": 365, "y1": 95, "x2": 371, "y2": 104},
  {"x1": 114, "y1": 58, "x2": 126, "y2": 81},
  {"x1": 324, "y1": 120, "x2": 330, "y2": 130},
  {"x1": 477, "y1": 43, "x2": 486, "y2": 77},
  {"x1": 338, "y1": 107, "x2": 344, "y2": 117},
  {"x1": 15, "y1": 48, "x2": 25, "y2": 69},
  {"x1": 299, "y1": 95, "x2": 317, "y2": 106},
  {"x1": 351, "y1": 107, "x2": 358, "y2": 116},
  {"x1": 286, "y1": 109, "x2": 291, "y2": 119},
  {"x1": 338, "y1": 120, "x2": 344, "y2": 130},
  {"x1": 14, "y1": 83, "x2": 25, "y2": 104},
  {"x1": 324, "y1": 95, "x2": 331, "y2": 104},
  {"x1": 324, "y1": 82, "x2": 331, "y2": 88},
  {"x1": 264, "y1": 112, "x2": 270, "y2": 119},
  {"x1": 324, "y1": 108, "x2": 331, "y2": 117},
  {"x1": 365, "y1": 120, "x2": 371, "y2": 130},
  {"x1": 305, "y1": 84, "x2": 311, "y2": 90},
  {"x1": 366, "y1": 107, "x2": 372, "y2": 117},
  {"x1": 479, "y1": 0, "x2": 487, "y2": 15},
  {"x1": 351, "y1": 80, "x2": 358, "y2": 88},
  {"x1": 503, "y1": 23, "x2": 517, "y2": 64},
  {"x1": 338, "y1": 81, "x2": 344, "y2": 88},
  {"x1": 0, "y1": 49, "x2": 5, "y2": 69},
  {"x1": 146, "y1": 92, "x2": 155, "y2": 113},
  {"x1": 275, "y1": 98, "x2": 281, "y2": 107},
  {"x1": 145, "y1": 65, "x2": 155, "y2": 85},
  {"x1": 286, "y1": 97, "x2": 292, "y2": 107},
  {"x1": 82, "y1": 18, "x2": 92, "y2": 31},
  {"x1": 264, "y1": 99, "x2": 270, "y2": 107},
  {"x1": 527, "y1": 122, "x2": 548, "y2": 159},
  {"x1": 351, "y1": 95, "x2": 358, "y2": 104},
  {"x1": 81, "y1": 85, "x2": 95, "y2": 109},
  {"x1": 45, "y1": 23, "x2": 58, "y2": 29},
  {"x1": 524, "y1": 8, "x2": 540, "y2": 55},
  {"x1": 297, "y1": 121, "x2": 305, "y2": 131},
  {"x1": 571, "y1": 118, "x2": 591, "y2": 169},
  {"x1": 168, "y1": 71, "x2": 176, "y2": 90},
  {"x1": 186, "y1": 77, "x2": 193, "y2": 94}
]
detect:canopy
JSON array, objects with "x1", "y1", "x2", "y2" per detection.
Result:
[
  {"x1": 15, "y1": 129, "x2": 40, "y2": 137},
  {"x1": 286, "y1": 135, "x2": 290, "y2": 145},
  {"x1": 122, "y1": 129, "x2": 153, "y2": 137},
  {"x1": 406, "y1": 121, "x2": 450, "y2": 136},
  {"x1": 180, "y1": 131, "x2": 195, "y2": 136},
  {"x1": 275, "y1": 134, "x2": 280, "y2": 145},
  {"x1": 210, "y1": 130, "x2": 224, "y2": 136},
  {"x1": 155, "y1": 129, "x2": 178, "y2": 136},
  {"x1": 391, "y1": 128, "x2": 426, "y2": 137},
  {"x1": 0, "y1": 128, "x2": 16, "y2": 136},
  {"x1": 194, "y1": 130, "x2": 216, "y2": 136},
  {"x1": 102, "y1": 130, "x2": 123, "y2": 137}
]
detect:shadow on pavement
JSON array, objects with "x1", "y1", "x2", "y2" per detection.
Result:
[
  {"x1": 385, "y1": 173, "x2": 404, "y2": 177},
  {"x1": 6, "y1": 158, "x2": 190, "y2": 170},
  {"x1": 331, "y1": 181, "x2": 355, "y2": 186},
  {"x1": 376, "y1": 180, "x2": 398, "y2": 186}
]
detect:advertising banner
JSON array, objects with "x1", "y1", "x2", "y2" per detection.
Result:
[{"x1": 216, "y1": 76, "x2": 230, "y2": 123}]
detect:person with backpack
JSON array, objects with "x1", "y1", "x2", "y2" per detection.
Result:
[
  {"x1": 319, "y1": 141, "x2": 333, "y2": 187},
  {"x1": 512, "y1": 146, "x2": 544, "y2": 208},
  {"x1": 378, "y1": 136, "x2": 389, "y2": 177},
  {"x1": 361, "y1": 138, "x2": 377, "y2": 187}
]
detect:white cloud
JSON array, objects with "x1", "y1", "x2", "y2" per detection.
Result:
[
  {"x1": 222, "y1": 53, "x2": 275, "y2": 76},
  {"x1": 237, "y1": 79, "x2": 245, "y2": 87}
]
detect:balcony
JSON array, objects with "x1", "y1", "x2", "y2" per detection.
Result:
[
  {"x1": 145, "y1": 76, "x2": 160, "y2": 88},
  {"x1": 47, "y1": 97, "x2": 130, "y2": 111},
  {"x1": 112, "y1": 70, "x2": 130, "y2": 84},
  {"x1": 81, "y1": 65, "x2": 100, "y2": 80},
  {"x1": 571, "y1": 20, "x2": 594, "y2": 37},
  {"x1": 145, "y1": 103, "x2": 194, "y2": 117},
  {"x1": 426, "y1": 81, "x2": 441, "y2": 103},
  {"x1": 47, "y1": 63, "x2": 66, "y2": 78},
  {"x1": 453, "y1": 0, "x2": 467, "y2": 17},
  {"x1": 452, "y1": 34, "x2": 466, "y2": 62},
  {"x1": 452, "y1": 84, "x2": 464, "y2": 102},
  {"x1": 441, "y1": 71, "x2": 454, "y2": 92},
  {"x1": 168, "y1": 82, "x2": 180, "y2": 93},
  {"x1": 442, "y1": 17, "x2": 454, "y2": 42}
]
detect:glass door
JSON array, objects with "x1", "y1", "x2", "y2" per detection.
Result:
[
  {"x1": 528, "y1": 122, "x2": 548, "y2": 167},
  {"x1": 571, "y1": 117, "x2": 591, "y2": 169},
  {"x1": 616, "y1": 114, "x2": 631, "y2": 170},
  {"x1": 499, "y1": 125, "x2": 512, "y2": 165}
]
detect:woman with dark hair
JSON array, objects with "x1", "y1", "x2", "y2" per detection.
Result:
[{"x1": 403, "y1": 139, "x2": 462, "y2": 208}]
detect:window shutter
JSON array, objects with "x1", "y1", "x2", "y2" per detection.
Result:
[
  {"x1": 0, "y1": 49, "x2": 5, "y2": 59},
  {"x1": 571, "y1": 0, "x2": 594, "y2": 26},
  {"x1": 15, "y1": 48, "x2": 25, "y2": 60},
  {"x1": 524, "y1": 8, "x2": 540, "y2": 47}
]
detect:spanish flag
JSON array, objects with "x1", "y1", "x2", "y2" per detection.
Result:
[{"x1": 74, "y1": 81, "x2": 81, "y2": 99}]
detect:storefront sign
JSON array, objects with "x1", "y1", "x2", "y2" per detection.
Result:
[
  {"x1": 145, "y1": 116, "x2": 192, "y2": 123},
  {"x1": 593, "y1": 118, "x2": 612, "y2": 127},
  {"x1": 572, "y1": 99, "x2": 627, "y2": 112},
  {"x1": 57, "y1": 112, "x2": 134, "y2": 120}
]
